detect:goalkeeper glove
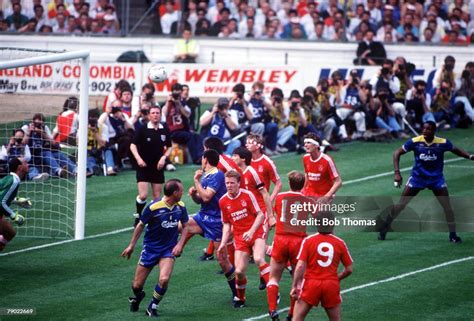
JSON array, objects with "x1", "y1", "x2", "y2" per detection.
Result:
[
  {"x1": 11, "y1": 212, "x2": 25, "y2": 226},
  {"x1": 14, "y1": 197, "x2": 32, "y2": 209}
]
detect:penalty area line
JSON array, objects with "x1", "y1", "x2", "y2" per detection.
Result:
[
  {"x1": 243, "y1": 256, "x2": 474, "y2": 321},
  {"x1": 0, "y1": 227, "x2": 133, "y2": 257},
  {"x1": 1, "y1": 157, "x2": 465, "y2": 257}
]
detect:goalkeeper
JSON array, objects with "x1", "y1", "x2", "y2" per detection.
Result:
[{"x1": 0, "y1": 157, "x2": 30, "y2": 251}]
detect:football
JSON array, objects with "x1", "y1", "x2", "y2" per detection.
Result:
[{"x1": 148, "y1": 65, "x2": 168, "y2": 83}]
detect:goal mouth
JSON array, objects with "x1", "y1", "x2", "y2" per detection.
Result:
[{"x1": 1, "y1": 48, "x2": 90, "y2": 240}]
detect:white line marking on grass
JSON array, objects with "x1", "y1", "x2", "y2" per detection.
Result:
[
  {"x1": 243, "y1": 256, "x2": 474, "y2": 321},
  {"x1": 343, "y1": 158, "x2": 463, "y2": 185},
  {"x1": 445, "y1": 165, "x2": 474, "y2": 169},
  {"x1": 0, "y1": 227, "x2": 133, "y2": 257},
  {"x1": 1, "y1": 158, "x2": 465, "y2": 257}
]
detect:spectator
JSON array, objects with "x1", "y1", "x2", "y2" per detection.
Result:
[
  {"x1": 406, "y1": 80, "x2": 435, "y2": 128},
  {"x1": 195, "y1": 17, "x2": 211, "y2": 36},
  {"x1": 365, "y1": 0, "x2": 382, "y2": 26},
  {"x1": 101, "y1": 13, "x2": 119, "y2": 34},
  {"x1": 86, "y1": 116, "x2": 117, "y2": 176},
  {"x1": 98, "y1": 100, "x2": 135, "y2": 168},
  {"x1": 48, "y1": 2, "x2": 70, "y2": 20},
  {"x1": 91, "y1": 0, "x2": 114, "y2": 21},
  {"x1": 374, "y1": 89, "x2": 407, "y2": 138},
  {"x1": 52, "y1": 12, "x2": 68, "y2": 33},
  {"x1": 53, "y1": 96, "x2": 79, "y2": 145},
  {"x1": 211, "y1": 7, "x2": 231, "y2": 36},
  {"x1": 39, "y1": 24, "x2": 53, "y2": 33},
  {"x1": 453, "y1": 65, "x2": 474, "y2": 124},
  {"x1": 429, "y1": 80, "x2": 454, "y2": 128},
  {"x1": 432, "y1": 55, "x2": 458, "y2": 90},
  {"x1": 22, "y1": 113, "x2": 76, "y2": 178},
  {"x1": 268, "y1": 87, "x2": 294, "y2": 152},
  {"x1": 442, "y1": 29, "x2": 468, "y2": 44},
  {"x1": 17, "y1": 18, "x2": 37, "y2": 32},
  {"x1": 393, "y1": 56, "x2": 413, "y2": 104},
  {"x1": 173, "y1": 27, "x2": 199, "y2": 63},
  {"x1": 218, "y1": 19, "x2": 241, "y2": 38},
  {"x1": 200, "y1": 97, "x2": 241, "y2": 155},
  {"x1": 280, "y1": 11, "x2": 307, "y2": 39},
  {"x1": 370, "y1": 59, "x2": 406, "y2": 130},
  {"x1": 161, "y1": 0, "x2": 179, "y2": 35},
  {"x1": 354, "y1": 29, "x2": 386, "y2": 65},
  {"x1": 162, "y1": 83, "x2": 203, "y2": 164},
  {"x1": 131, "y1": 83, "x2": 156, "y2": 118},
  {"x1": 68, "y1": 0, "x2": 84, "y2": 18},
  {"x1": 315, "y1": 78, "x2": 343, "y2": 142},
  {"x1": 32, "y1": 4, "x2": 49, "y2": 31},
  {"x1": 335, "y1": 70, "x2": 367, "y2": 139},
  {"x1": 0, "y1": 19, "x2": 8, "y2": 32},
  {"x1": 396, "y1": 13, "x2": 419, "y2": 40},
  {"x1": 103, "y1": 79, "x2": 131, "y2": 112},
  {"x1": 6, "y1": 3, "x2": 28, "y2": 31},
  {"x1": 421, "y1": 27, "x2": 435, "y2": 43},
  {"x1": 0, "y1": 129, "x2": 49, "y2": 182},
  {"x1": 229, "y1": 83, "x2": 253, "y2": 129},
  {"x1": 401, "y1": 0, "x2": 423, "y2": 27},
  {"x1": 119, "y1": 86, "x2": 133, "y2": 117},
  {"x1": 377, "y1": 22, "x2": 397, "y2": 42}
]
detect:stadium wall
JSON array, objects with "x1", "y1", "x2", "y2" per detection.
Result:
[{"x1": 1, "y1": 35, "x2": 472, "y2": 98}]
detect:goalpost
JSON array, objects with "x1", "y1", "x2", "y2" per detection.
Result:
[{"x1": 0, "y1": 48, "x2": 89, "y2": 240}]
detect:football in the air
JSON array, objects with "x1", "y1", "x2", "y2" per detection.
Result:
[{"x1": 148, "y1": 65, "x2": 168, "y2": 83}]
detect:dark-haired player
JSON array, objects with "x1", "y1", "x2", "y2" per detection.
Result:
[
  {"x1": 172, "y1": 149, "x2": 238, "y2": 303},
  {"x1": 122, "y1": 179, "x2": 188, "y2": 317},
  {"x1": 379, "y1": 121, "x2": 474, "y2": 243},
  {"x1": 301, "y1": 133, "x2": 342, "y2": 200},
  {"x1": 291, "y1": 212, "x2": 353, "y2": 321},
  {"x1": 200, "y1": 136, "x2": 242, "y2": 262},
  {"x1": 0, "y1": 157, "x2": 28, "y2": 251}
]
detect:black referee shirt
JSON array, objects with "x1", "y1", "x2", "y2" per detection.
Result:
[{"x1": 132, "y1": 122, "x2": 171, "y2": 167}]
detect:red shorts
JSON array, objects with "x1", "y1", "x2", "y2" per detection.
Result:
[
  {"x1": 300, "y1": 279, "x2": 341, "y2": 308},
  {"x1": 234, "y1": 228, "x2": 266, "y2": 254},
  {"x1": 271, "y1": 234, "x2": 305, "y2": 266}
]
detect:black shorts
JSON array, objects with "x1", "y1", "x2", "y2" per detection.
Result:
[{"x1": 136, "y1": 167, "x2": 165, "y2": 184}]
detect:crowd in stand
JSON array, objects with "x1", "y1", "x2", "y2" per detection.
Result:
[
  {"x1": 1, "y1": 0, "x2": 473, "y2": 43},
  {"x1": 1, "y1": 55, "x2": 470, "y2": 181},
  {"x1": 0, "y1": 0, "x2": 120, "y2": 34},
  {"x1": 156, "y1": 0, "x2": 474, "y2": 43}
]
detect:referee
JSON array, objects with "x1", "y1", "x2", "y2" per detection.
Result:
[{"x1": 130, "y1": 105, "x2": 172, "y2": 226}]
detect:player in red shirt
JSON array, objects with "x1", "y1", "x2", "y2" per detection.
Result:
[
  {"x1": 266, "y1": 170, "x2": 310, "y2": 321},
  {"x1": 218, "y1": 170, "x2": 270, "y2": 308},
  {"x1": 200, "y1": 137, "x2": 242, "y2": 262},
  {"x1": 232, "y1": 147, "x2": 275, "y2": 227},
  {"x1": 290, "y1": 212, "x2": 353, "y2": 321},
  {"x1": 245, "y1": 133, "x2": 282, "y2": 202},
  {"x1": 301, "y1": 133, "x2": 342, "y2": 199}
]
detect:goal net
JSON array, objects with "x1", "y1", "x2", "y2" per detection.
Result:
[{"x1": 0, "y1": 48, "x2": 89, "y2": 240}]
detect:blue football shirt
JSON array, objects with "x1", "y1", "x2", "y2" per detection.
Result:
[
  {"x1": 403, "y1": 135, "x2": 453, "y2": 180},
  {"x1": 141, "y1": 199, "x2": 189, "y2": 249},
  {"x1": 199, "y1": 167, "x2": 226, "y2": 219}
]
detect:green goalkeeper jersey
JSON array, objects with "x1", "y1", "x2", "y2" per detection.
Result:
[{"x1": 0, "y1": 173, "x2": 20, "y2": 218}]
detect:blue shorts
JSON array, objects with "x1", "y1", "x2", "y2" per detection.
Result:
[
  {"x1": 139, "y1": 244, "x2": 175, "y2": 268},
  {"x1": 406, "y1": 175, "x2": 447, "y2": 190},
  {"x1": 193, "y1": 212, "x2": 222, "y2": 242}
]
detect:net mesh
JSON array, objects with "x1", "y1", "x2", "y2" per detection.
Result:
[{"x1": 0, "y1": 48, "x2": 82, "y2": 239}]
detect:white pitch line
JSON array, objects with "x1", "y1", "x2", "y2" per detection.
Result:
[
  {"x1": 445, "y1": 165, "x2": 474, "y2": 169},
  {"x1": 0, "y1": 157, "x2": 465, "y2": 257},
  {"x1": 0, "y1": 227, "x2": 133, "y2": 257},
  {"x1": 243, "y1": 256, "x2": 474, "y2": 321}
]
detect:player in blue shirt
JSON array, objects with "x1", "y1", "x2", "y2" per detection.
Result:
[
  {"x1": 173, "y1": 149, "x2": 239, "y2": 305},
  {"x1": 379, "y1": 121, "x2": 474, "y2": 243},
  {"x1": 121, "y1": 179, "x2": 189, "y2": 317}
]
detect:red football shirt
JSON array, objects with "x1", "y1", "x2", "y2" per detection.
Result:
[
  {"x1": 297, "y1": 233, "x2": 353, "y2": 281},
  {"x1": 218, "y1": 154, "x2": 242, "y2": 174},
  {"x1": 250, "y1": 154, "x2": 280, "y2": 191},
  {"x1": 219, "y1": 189, "x2": 262, "y2": 235},
  {"x1": 302, "y1": 153, "x2": 339, "y2": 197},
  {"x1": 242, "y1": 166, "x2": 266, "y2": 215},
  {"x1": 274, "y1": 191, "x2": 309, "y2": 237}
]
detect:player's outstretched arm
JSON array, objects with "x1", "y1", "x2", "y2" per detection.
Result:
[
  {"x1": 121, "y1": 222, "x2": 144, "y2": 260},
  {"x1": 393, "y1": 147, "x2": 407, "y2": 188},
  {"x1": 451, "y1": 147, "x2": 474, "y2": 161}
]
